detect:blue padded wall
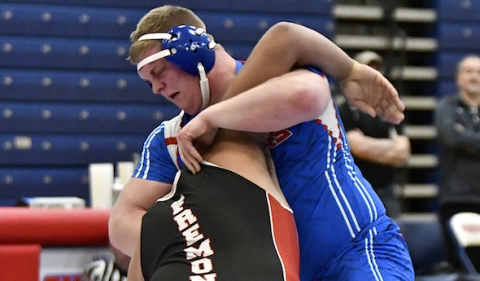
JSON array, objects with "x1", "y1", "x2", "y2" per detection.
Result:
[
  {"x1": 0, "y1": 102, "x2": 179, "y2": 134},
  {"x1": 438, "y1": 81, "x2": 457, "y2": 98},
  {"x1": 0, "y1": 4, "x2": 144, "y2": 39},
  {"x1": 436, "y1": 0, "x2": 480, "y2": 98},
  {"x1": 437, "y1": 52, "x2": 467, "y2": 79},
  {"x1": 0, "y1": 1, "x2": 335, "y2": 206},
  {"x1": 438, "y1": 23, "x2": 480, "y2": 51},
  {"x1": 0, "y1": 0, "x2": 333, "y2": 15},
  {"x1": 0, "y1": 167, "x2": 89, "y2": 206},
  {"x1": 0, "y1": 70, "x2": 160, "y2": 103},
  {"x1": 0, "y1": 135, "x2": 146, "y2": 166},
  {"x1": 437, "y1": 0, "x2": 480, "y2": 22},
  {"x1": 0, "y1": 37, "x2": 133, "y2": 71}
]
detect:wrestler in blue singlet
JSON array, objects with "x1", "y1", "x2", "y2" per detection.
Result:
[{"x1": 134, "y1": 64, "x2": 414, "y2": 281}]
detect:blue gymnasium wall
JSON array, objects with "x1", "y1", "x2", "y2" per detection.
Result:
[
  {"x1": 0, "y1": 0, "x2": 335, "y2": 206},
  {"x1": 436, "y1": 0, "x2": 480, "y2": 98}
]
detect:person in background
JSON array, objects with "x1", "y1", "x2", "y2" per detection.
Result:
[
  {"x1": 436, "y1": 54, "x2": 480, "y2": 272},
  {"x1": 338, "y1": 50, "x2": 411, "y2": 219}
]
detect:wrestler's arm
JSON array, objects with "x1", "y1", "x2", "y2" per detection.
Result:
[
  {"x1": 178, "y1": 22, "x2": 403, "y2": 172},
  {"x1": 127, "y1": 237, "x2": 145, "y2": 281},
  {"x1": 178, "y1": 69, "x2": 331, "y2": 172},
  {"x1": 224, "y1": 21, "x2": 404, "y2": 122},
  {"x1": 109, "y1": 178, "x2": 171, "y2": 256}
]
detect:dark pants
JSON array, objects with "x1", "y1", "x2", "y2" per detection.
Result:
[{"x1": 439, "y1": 201, "x2": 480, "y2": 272}]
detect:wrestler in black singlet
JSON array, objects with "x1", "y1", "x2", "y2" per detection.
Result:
[{"x1": 141, "y1": 163, "x2": 299, "y2": 281}]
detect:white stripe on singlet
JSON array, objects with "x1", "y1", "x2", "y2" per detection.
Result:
[
  {"x1": 135, "y1": 125, "x2": 164, "y2": 179},
  {"x1": 339, "y1": 123, "x2": 378, "y2": 223},
  {"x1": 321, "y1": 99, "x2": 361, "y2": 238},
  {"x1": 135, "y1": 111, "x2": 184, "y2": 179},
  {"x1": 163, "y1": 111, "x2": 185, "y2": 170},
  {"x1": 365, "y1": 227, "x2": 384, "y2": 281}
]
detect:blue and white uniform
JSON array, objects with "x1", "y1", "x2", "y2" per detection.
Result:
[{"x1": 134, "y1": 65, "x2": 414, "y2": 281}]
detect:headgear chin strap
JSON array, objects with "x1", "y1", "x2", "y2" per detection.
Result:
[{"x1": 137, "y1": 25, "x2": 216, "y2": 111}]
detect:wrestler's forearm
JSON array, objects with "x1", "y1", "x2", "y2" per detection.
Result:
[
  {"x1": 109, "y1": 178, "x2": 171, "y2": 256},
  {"x1": 201, "y1": 70, "x2": 330, "y2": 133},
  {"x1": 223, "y1": 21, "x2": 353, "y2": 101},
  {"x1": 109, "y1": 205, "x2": 144, "y2": 257},
  {"x1": 127, "y1": 241, "x2": 145, "y2": 281}
]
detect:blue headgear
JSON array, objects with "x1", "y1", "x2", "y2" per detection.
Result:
[{"x1": 137, "y1": 25, "x2": 216, "y2": 110}]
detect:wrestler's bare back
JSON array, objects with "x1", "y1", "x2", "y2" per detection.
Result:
[{"x1": 202, "y1": 130, "x2": 289, "y2": 207}]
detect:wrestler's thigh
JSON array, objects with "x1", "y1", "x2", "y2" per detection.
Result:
[{"x1": 321, "y1": 226, "x2": 414, "y2": 281}]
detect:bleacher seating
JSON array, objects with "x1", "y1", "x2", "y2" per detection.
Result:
[
  {"x1": 396, "y1": 214, "x2": 447, "y2": 273},
  {"x1": 5, "y1": 1, "x2": 479, "y2": 280},
  {"x1": 435, "y1": 0, "x2": 480, "y2": 206},
  {"x1": 0, "y1": 168, "x2": 89, "y2": 206},
  {"x1": 438, "y1": 22, "x2": 480, "y2": 51},
  {"x1": 0, "y1": 70, "x2": 160, "y2": 103},
  {"x1": 438, "y1": 81, "x2": 458, "y2": 98},
  {"x1": 0, "y1": 4, "x2": 335, "y2": 61},
  {"x1": 0, "y1": 37, "x2": 133, "y2": 70},
  {"x1": 437, "y1": 52, "x2": 472, "y2": 79},
  {"x1": 0, "y1": 134, "x2": 146, "y2": 166},
  {"x1": 0, "y1": 1, "x2": 334, "y2": 206},
  {"x1": 333, "y1": 1, "x2": 442, "y2": 211},
  {"x1": 436, "y1": 0, "x2": 480, "y2": 81},
  {"x1": 0, "y1": 0, "x2": 334, "y2": 14},
  {"x1": 0, "y1": 102, "x2": 178, "y2": 134},
  {"x1": 0, "y1": 4, "x2": 144, "y2": 39},
  {"x1": 437, "y1": 0, "x2": 480, "y2": 22}
]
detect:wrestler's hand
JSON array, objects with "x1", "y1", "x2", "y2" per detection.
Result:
[
  {"x1": 339, "y1": 62, "x2": 405, "y2": 124},
  {"x1": 177, "y1": 114, "x2": 217, "y2": 174}
]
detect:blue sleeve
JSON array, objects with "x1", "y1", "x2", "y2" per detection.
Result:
[
  {"x1": 303, "y1": 65, "x2": 325, "y2": 76},
  {"x1": 292, "y1": 65, "x2": 325, "y2": 77},
  {"x1": 133, "y1": 123, "x2": 179, "y2": 184}
]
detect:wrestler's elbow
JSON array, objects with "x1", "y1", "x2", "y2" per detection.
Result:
[
  {"x1": 268, "y1": 22, "x2": 297, "y2": 40},
  {"x1": 108, "y1": 206, "x2": 123, "y2": 250},
  {"x1": 108, "y1": 199, "x2": 135, "y2": 253},
  {"x1": 292, "y1": 75, "x2": 330, "y2": 119}
]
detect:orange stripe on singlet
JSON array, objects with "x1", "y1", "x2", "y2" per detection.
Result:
[
  {"x1": 268, "y1": 193, "x2": 300, "y2": 281},
  {"x1": 165, "y1": 137, "x2": 177, "y2": 145}
]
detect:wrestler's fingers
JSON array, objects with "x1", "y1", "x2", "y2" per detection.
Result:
[
  {"x1": 376, "y1": 97, "x2": 404, "y2": 124},
  {"x1": 183, "y1": 158, "x2": 197, "y2": 175},
  {"x1": 177, "y1": 135, "x2": 203, "y2": 174},
  {"x1": 180, "y1": 148, "x2": 202, "y2": 174},
  {"x1": 188, "y1": 147, "x2": 203, "y2": 173},
  {"x1": 384, "y1": 80, "x2": 404, "y2": 110},
  {"x1": 393, "y1": 94, "x2": 405, "y2": 112},
  {"x1": 354, "y1": 100, "x2": 377, "y2": 118}
]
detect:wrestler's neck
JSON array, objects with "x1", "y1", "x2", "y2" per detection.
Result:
[{"x1": 205, "y1": 50, "x2": 237, "y2": 105}]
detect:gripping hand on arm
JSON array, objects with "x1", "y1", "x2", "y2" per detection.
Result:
[{"x1": 177, "y1": 115, "x2": 217, "y2": 174}]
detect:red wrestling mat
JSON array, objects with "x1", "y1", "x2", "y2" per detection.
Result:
[{"x1": 0, "y1": 207, "x2": 110, "y2": 246}]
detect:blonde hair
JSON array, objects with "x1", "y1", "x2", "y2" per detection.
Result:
[{"x1": 129, "y1": 5, "x2": 212, "y2": 64}]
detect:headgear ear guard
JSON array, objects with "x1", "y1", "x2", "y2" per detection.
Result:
[{"x1": 137, "y1": 25, "x2": 217, "y2": 111}]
